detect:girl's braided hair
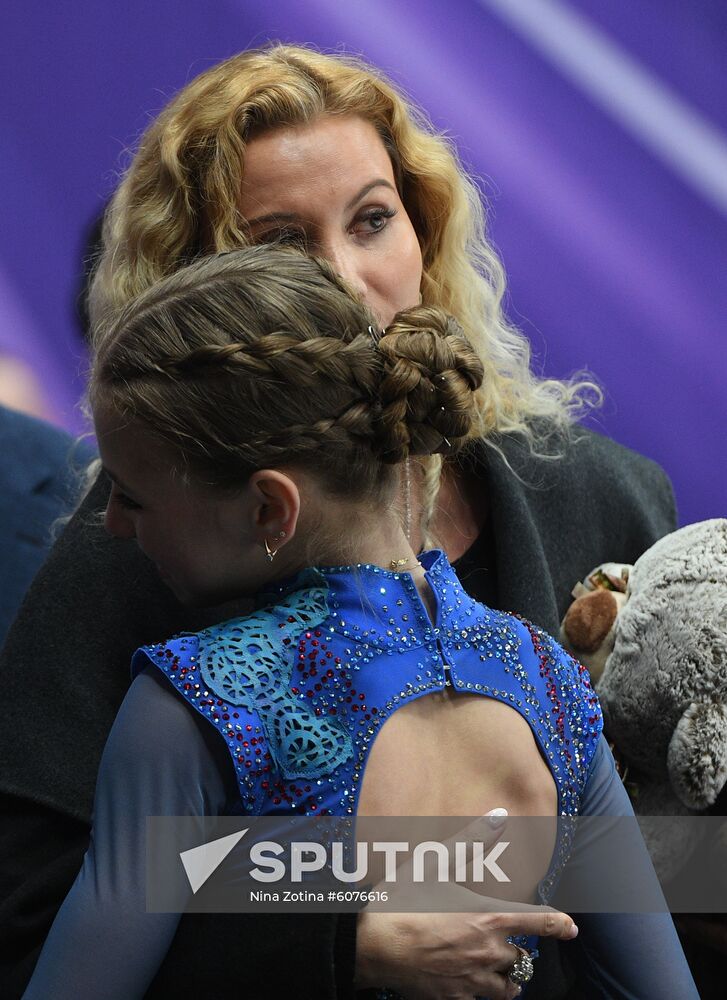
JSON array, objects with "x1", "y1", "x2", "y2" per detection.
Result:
[{"x1": 90, "y1": 246, "x2": 484, "y2": 502}]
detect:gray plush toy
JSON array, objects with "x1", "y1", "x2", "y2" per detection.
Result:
[{"x1": 560, "y1": 519, "x2": 727, "y2": 881}]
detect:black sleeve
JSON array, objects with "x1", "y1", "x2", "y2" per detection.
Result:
[{"x1": 0, "y1": 798, "x2": 89, "y2": 998}]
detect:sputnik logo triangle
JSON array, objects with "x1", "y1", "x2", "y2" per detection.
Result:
[{"x1": 180, "y1": 828, "x2": 248, "y2": 894}]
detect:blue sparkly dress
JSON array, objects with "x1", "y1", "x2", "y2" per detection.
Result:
[
  {"x1": 137, "y1": 550, "x2": 601, "y2": 821},
  {"x1": 22, "y1": 551, "x2": 699, "y2": 999}
]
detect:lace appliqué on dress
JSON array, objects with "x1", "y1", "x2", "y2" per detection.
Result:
[{"x1": 196, "y1": 574, "x2": 354, "y2": 780}]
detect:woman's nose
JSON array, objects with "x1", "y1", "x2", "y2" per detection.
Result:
[
  {"x1": 324, "y1": 244, "x2": 368, "y2": 300},
  {"x1": 104, "y1": 499, "x2": 136, "y2": 540}
]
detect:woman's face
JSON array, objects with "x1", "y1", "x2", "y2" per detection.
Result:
[{"x1": 239, "y1": 116, "x2": 423, "y2": 326}]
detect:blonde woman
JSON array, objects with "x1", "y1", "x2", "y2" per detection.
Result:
[{"x1": 1, "y1": 46, "x2": 677, "y2": 1000}]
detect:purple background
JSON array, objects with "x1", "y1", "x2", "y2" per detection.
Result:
[{"x1": 2, "y1": 0, "x2": 725, "y2": 525}]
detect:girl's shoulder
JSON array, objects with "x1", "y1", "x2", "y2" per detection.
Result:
[{"x1": 134, "y1": 569, "x2": 331, "y2": 690}]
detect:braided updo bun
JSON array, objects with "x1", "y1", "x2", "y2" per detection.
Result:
[
  {"x1": 374, "y1": 307, "x2": 484, "y2": 463},
  {"x1": 91, "y1": 247, "x2": 484, "y2": 504}
]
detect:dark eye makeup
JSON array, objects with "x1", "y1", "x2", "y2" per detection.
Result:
[
  {"x1": 353, "y1": 207, "x2": 397, "y2": 234},
  {"x1": 275, "y1": 227, "x2": 308, "y2": 249},
  {"x1": 251, "y1": 226, "x2": 307, "y2": 250},
  {"x1": 250, "y1": 206, "x2": 397, "y2": 248}
]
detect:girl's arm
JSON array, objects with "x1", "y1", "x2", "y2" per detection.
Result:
[
  {"x1": 562, "y1": 737, "x2": 698, "y2": 999},
  {"x1": 22, "y1": 665, "x2": 230, "y2": 1000}
]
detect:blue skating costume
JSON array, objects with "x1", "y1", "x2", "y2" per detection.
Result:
[
  {"x1": 136, "y1": 551, "x2": 601, "y2": 825},
  {"x1": 23, "y1": 552, "x2": 698, "y2": 999}
]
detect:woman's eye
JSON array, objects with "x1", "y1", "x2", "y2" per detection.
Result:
[
  {"x1": 278, "y1": 227, "x2": 308, "y2": 249},
  {"x1": 254, "y1": 226, "x2": 308, "y2": 250},
  {"x1": 352, "y1": 207, "x2": 397, "y2": 236}
]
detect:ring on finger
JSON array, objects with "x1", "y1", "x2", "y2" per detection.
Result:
[{"x1": 506, "y1": 943, "x2": 534, "y2": 985}]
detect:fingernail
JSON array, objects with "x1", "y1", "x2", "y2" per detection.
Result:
[
  {"x1": 486, "y1": 807, "x2": 508, "y2": 828},
  {"x1": 568, "y1": 922, "x2": 579, "y2": 939}
]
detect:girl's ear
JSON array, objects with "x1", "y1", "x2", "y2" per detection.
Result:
[{"x1": 248, "y1": 469, "x2": 301, "y2": 550}]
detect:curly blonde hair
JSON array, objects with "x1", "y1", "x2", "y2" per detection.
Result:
[{"x1": 90, "y1": 42, "x2": 597, "y2": 445}]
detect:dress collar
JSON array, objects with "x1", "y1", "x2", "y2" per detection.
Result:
[{"x1": 259, "y1": 550, "x2": 479, "y2": 641}]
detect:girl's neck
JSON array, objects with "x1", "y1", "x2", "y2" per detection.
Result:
[
  {"x1": 278, "y1": 513, "x2": 436, "y2": 620},
  {"x1": 414, "y1": 461, "x2": 489, "y2": 563},
  {"x1": 305, "y1": 521, "x2": 421, "y2": 575}
]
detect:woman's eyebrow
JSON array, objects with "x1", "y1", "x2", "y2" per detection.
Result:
[
  {"x1": 344, "y1": 179, "x2": 396, "y2": 211},
  {"x1": 246, "y1": 211, "x2": 300, "y2": 229}
]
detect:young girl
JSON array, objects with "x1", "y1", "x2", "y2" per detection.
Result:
[{"x1": 23, "y1": 247, "x2": 696, "y2": 1000}]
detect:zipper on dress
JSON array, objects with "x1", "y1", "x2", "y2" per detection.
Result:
[
  {"x1": 443, "y1": 659, "x2": 453, "y2": 687},
  {"x1": 433, "y1": 628, "x2": 453, "y2": 688}
]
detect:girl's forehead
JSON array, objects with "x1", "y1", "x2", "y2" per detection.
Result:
[
  {"x1": 93, "y1": 404, "x2": 143, "y2": 447},
  {"x1": 94, "y1": 408, "x2": 171, "y2": 479}
]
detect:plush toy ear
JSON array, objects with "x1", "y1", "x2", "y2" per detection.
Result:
[
  {"x1": 562, "y1": 590, "x2": 619, "y2": 652},
  {"x1": 668, "y1": 702, "x2": 727, "y2": 810},
  {"x1": 560, "y1": 589, "x2": 627, "y2": 684}
]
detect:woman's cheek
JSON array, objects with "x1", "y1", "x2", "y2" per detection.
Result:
[{"x1": 393, "y1": 229, "x2": 423, "y2": 303}]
